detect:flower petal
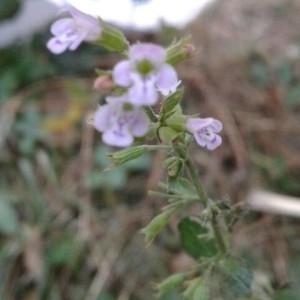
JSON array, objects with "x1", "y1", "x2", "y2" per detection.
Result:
[
  {"x1": 93, "y1": 105, "x2": 110, "y2": 132},
  {"x1": 50, "y1": 18, "x2": 74, "y2": 36},
  {"x1": 46, "y1": 37, "x2": 70, "y2": 54},
  {"x1": 67, "y1": 5, "x2": 99, "y2": 28},
  {"x1": 194, "y1": 134, "x2": 207, "y2": 147},
  {"x1": 68, "y1": 31, "x2": 87, "y2": 50},
  {"x1": 102, "y1": 127, "x2": 133, "y2": 147},
  {"x1": 156, "y1": 64, "x2": 179, "y2": 95},
  {"x1": 112, "y1": 60, "x2": 132, "y2": 87},
  {"x1": 207, "y1": 135, "x2": 222, "y2": 150},
  {"x1": 130, "y1": 110, "x2": 149, "y2": 137},
  {"x1": 186, "y1": 118, "x2": 213, "y2": 132},
  {"x1": 128, "y1": 75, "x2": 158, "y2": 106},
  {"x1": 211, "y1": 119, "x2": 223, "y2": 132},
  {"x1": 129, "y1": 43, "x2": 166, "y2": 66}
]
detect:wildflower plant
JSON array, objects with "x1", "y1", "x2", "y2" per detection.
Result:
[{"x1": 47, "y1": 5, "x2": 253, "y2": 299}]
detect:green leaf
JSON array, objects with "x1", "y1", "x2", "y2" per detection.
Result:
[
  {"x1": 178, "y1": 217, "x2": 218, "y2": 259},
  {"x1": 156, "y1": 273, "x2": 185, "y2": 296},
  {"x1": 0, "y1": 0, "x2": 20, "y2": 21},
  {"x1": 219, "y1": 257, "x2": 253, "y2": 297},
  {"x1": 141, "y1": 212, "x2": 170, "y2": 245},
  {"x1": 0, "y1": 200, "x2": 19, "y2": 235},
  {"x1": 160, "y1": 88, "x2": 184, "y2": 117},
  {"x1": 168, "y1": 177, "x2": 195, "y2": 196},
  {"x1": 182, "y1": 278, "x2": 209, "y2": 300},
  {"x1": 106, "y1": 145, "x2": 148, "y2": 168}
]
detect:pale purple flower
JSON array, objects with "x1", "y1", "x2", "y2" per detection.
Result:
[
  {"x1": 93, "y1": 95, "x2": 149, "y2": 147},
  {"x1": 112, "y1": 43, "x2": 179, "y2": 106},
  {"x1": 47, "y1": 5, "x2": 101, "y2": 54},
  {"x1": 186, "y1": 118, "x2": 223, "y2": 150}
]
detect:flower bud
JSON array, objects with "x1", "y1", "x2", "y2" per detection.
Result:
[
  {"x1": 93, "y1": 75, "x2": 113, "y2": 92},
  {"x1": 141, "y1": 212, "x2": 170, "y2": 245},
  {"x1": 163, "y1": 157, "x2": 184, "y2": 178},
  {"x1": 96, "y1": 20, "x2": 129, "y2": 52},
  {"x1": 156, "y1": 273, "x2": 186, "y2": 296},
  {"x1": 107, "y1": 146, "x2": 147, "y2": 168},
  {"x1": 166, "y1": 36, "x2": 196, "y2": 65}
]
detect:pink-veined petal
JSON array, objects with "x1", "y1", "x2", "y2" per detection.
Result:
[{"x1": 112, "y1": 60, "x2": 132, "y2": 87}]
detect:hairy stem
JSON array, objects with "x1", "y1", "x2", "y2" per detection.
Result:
[
  {"x1": 186, "y1": 154, "x2": 227, "y2": 253},
  {"x1": 211, "y1": 211, "x2": 227, "y2": 254},
  {"x1": 185, "y1": 156, "x2": 208, "y2": 206}
]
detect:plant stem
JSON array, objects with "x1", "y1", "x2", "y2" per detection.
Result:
[
  {"x1": 185, "y1": 155, "x2": 227, "y2": 254},
  {"x1": 211, "y1": 211, "x2": 227, "y2": 254},
  {"x1": 185, "y1": 156, "x2": 208, "y2": 206}
]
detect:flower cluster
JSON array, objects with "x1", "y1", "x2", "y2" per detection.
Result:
[{"x1": 47, "y1": 5, "x2": 223, "y2": 150}]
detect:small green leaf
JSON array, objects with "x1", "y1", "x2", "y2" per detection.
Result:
[
  {"x1": 158, "y1": 126, "x2": 180, "y2": 144},
  {"x1": 156, "y1": 273, "x2": 185, "y2": 296},
  {"x1": 166, "y1": 36, "x2": 195, "y2": 65},
  {"x1": 163, "y1": 157, "x2": 184, "y2": 178},
  {"x1": 168, "y1": 177, "x2": 195, "y2": 196},
  {"x1": 219, "y1": 257, "x2": 253, "y2": 297},
  {"x1": 182, "y1": 278, "x2": 209, "y2": 300},
  {"x1": 178, "y1": 217, "x2": 218, "y2": 259},
  {"x1": 106, "y1": 145, "x2": 147, "y2": 168},
  {"x1": 160, "y1": 88, "x2": 184, "y2": 117},
  {"x1": 141, "y1": 212, "x2": 170, "y2": 245},
  {"x1": 96, "y1": 19, "x2": 129, "y2": 52}
]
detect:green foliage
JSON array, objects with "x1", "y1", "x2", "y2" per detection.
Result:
[
  {"x1": 218, "y1": 257, "x2": 253, "y2": 298},
  {"x1": 182, "y1": 278, "x2": 209, "y2": 300},
  {"x1": 141, "y1": 212, "x2": 170, "y2": 244},
  {"x1": 156, "y1": 273, "x2": 185, "y2": 297},
  {"x1": 0, "y1": 0, "x2": 20, "y2": 21},
  {"x1": 178, "y1": 217, "x2": 218, "y2": 259}
]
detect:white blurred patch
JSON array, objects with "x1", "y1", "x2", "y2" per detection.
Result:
[
  {"x1": 0, "y1": 0, "x2": 214, "y2": 48},
  {"x1": 0, "y1": 0, "x2": 59, "y2": 48},
  {"x1": 65, "y1": 0, "x2": 214, "y2": 30}
]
